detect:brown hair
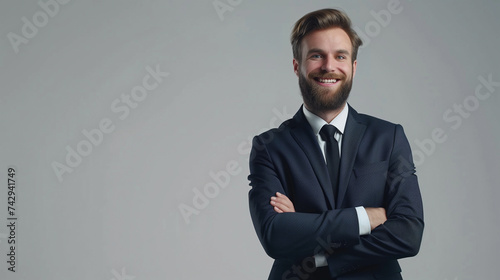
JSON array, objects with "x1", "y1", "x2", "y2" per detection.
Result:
[{"x1": 291, "y1": 8, "x2": 363, "y2": 62}]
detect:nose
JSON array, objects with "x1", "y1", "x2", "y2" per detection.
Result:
[{"x1": 321, "y1": 54, "x2": 336, "y2": 72}]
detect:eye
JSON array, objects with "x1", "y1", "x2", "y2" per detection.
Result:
[
  {"x1": 337, "y1": 55, "x2": 346, "y2": 60},
  {"x1": 310, "y1": 54, "x2": 322, "y2": 59}
]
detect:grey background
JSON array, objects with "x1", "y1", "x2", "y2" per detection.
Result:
[{"x1": 1, "y1": 0, "x2": 499, "y2": 279}]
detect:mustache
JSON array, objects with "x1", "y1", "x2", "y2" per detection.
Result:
[{"x1": 308, "y1": 72, "x2": 345, "y2": 80}]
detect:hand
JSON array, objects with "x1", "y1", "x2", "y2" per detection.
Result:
[
  {"x1": 365, "y1": 207, "x2": 387, "y2": 230},
  {"x1": 270, "y1": 192, "x2": 295, "y2": 213}
]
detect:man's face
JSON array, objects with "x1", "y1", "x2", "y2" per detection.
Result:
[{"x1": 293, "y1": 27, "x2": 357, "y2": 112}]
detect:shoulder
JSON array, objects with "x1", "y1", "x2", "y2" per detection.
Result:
[
  {"x1": 253, "y1": 107, "x2": 306, "y2": 142},
  {"x1": 348, "y1": 106, "x2": 409, "y2": 145},
  {"x1": 350, "y1": 106, "x2": 402, "y2": 132},
  {"x1": 253, "y1": 118, "x2": 295, "y2": 145},
  {"x1": 358, "y1": 113, "x2": 398, "y2": 128}
]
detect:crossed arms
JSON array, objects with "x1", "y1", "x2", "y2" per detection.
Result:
[
  {"x1": 248, "y1": 124, "x2": 424, "y2": 276},
  {"x1": 271, "y1": 192, "x2": 387, "y2": 231}
]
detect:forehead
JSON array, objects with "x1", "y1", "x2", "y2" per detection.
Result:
[{"x1": 301, "y1": 27, "x2": 352, "y2": 54}]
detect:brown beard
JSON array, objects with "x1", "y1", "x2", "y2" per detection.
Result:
[{"x1": 299, "y1": 70, "x2": 353, "y2": 112}]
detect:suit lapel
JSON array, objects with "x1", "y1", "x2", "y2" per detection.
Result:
[
  {"x1": 337, "y1": 106, "x2": 366, "y2": 207},
  {"x1": 290, "y1": 107, "x2": 335, "y2": 209}
]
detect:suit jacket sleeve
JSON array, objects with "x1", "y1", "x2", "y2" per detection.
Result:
[
  {"x1": 326, "y1": 124, "x2": 424, "y2": 277},
  {"x1": 248, "y1": 131, "x2": 361, "y2": 261}
]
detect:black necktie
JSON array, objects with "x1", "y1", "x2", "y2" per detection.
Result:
[{"x1": 319, "y1": 125, "x2": 340, "y2": 200}]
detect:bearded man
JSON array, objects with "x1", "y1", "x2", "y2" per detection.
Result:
[{"x1": 248, "y1": 8, "x2": 424, "y2": 280}]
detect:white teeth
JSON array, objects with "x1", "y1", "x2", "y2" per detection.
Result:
[{"x1": 318, "y1": 78, "x2": 337, "y2": 83}]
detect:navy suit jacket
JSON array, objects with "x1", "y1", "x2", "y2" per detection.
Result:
[{"x1": 248, "y1": 105, "x2": 424, "y2": 279}]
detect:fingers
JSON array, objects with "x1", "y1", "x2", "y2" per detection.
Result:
[
  {"x1": 366, "y1": 207, "x2": 387, "y2": 230},
  {"x1": 274, "y1": 206, "x2": 284, "y2": 213},
  {"x1": 270, "y1": 197, "x2": 290, "y2": 211},
  {"x1": 270, "y1": 192, "x2": 295, "y2": 213}
]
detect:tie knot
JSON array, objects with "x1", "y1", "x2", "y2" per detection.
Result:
[{"x1": 319, "y1": 125, "x2": 338, "y2": 142}]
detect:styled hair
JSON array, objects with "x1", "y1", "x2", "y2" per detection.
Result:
[{"x1": 291, "y1": 8, "x2": 363, "y2": 62}]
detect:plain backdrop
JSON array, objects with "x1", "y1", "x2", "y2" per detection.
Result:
[{"x1": 1, "y1": 1, "x2": 499, "y2": 279}]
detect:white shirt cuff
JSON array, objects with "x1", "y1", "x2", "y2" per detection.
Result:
[
  {"x1": 356, "y1": 206, "x2": 371, "y2": 235},
  {"x1": 314, "y1": 253, "x2": 328, "y2": 267}
]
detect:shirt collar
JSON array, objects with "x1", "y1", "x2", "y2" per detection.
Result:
[{"x1": 302, "y1": 103, "x2": 349, "y2": 136}]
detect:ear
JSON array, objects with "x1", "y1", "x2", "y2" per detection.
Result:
[
  {"x1": 352, "y1": 60, "x2": 357, "y2": 78},
  {"x1": 293, "y1": 58, "x2": 299, "y2": 77}
]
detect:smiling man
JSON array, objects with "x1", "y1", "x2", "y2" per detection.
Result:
[
  {"x1": 297, "y1": 27, "x2": 355, "y2": 121},
  {"x1": 248, "y1": 8, "x2": 424, "y2": 280}
]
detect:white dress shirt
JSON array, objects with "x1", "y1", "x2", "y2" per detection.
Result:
[{"x1": 302, "y1": 104, "x2": 371, "y2": 267}]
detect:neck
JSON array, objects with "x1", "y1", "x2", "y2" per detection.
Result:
[{"x1": 304, "y1": 103, "x2": 346, "y2": 123}]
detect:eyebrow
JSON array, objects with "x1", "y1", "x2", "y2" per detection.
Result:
[
  {"x1": 336, "y1": 49, "x2": 351, "y2": 55},
  {"x1": 306, "y1": 48, "x2": 351, "y2": 56}
]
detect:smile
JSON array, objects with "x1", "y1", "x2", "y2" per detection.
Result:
[{"x1": 314, "y1": 77, "x2": 339, "y2": 85}]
